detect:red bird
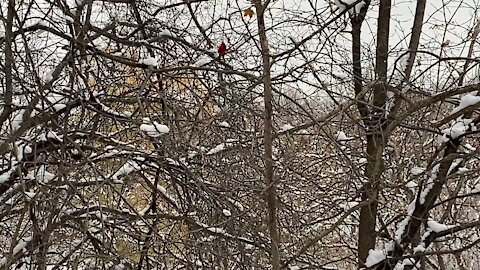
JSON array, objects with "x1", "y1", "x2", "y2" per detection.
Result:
[{"x1": 218, "y1": 41, "x2": 227, "y2": 56}]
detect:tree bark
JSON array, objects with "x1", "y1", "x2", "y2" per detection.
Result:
[
  {"x1": 357, "y1": 0, "x2": 391, "y2": 265},
  {"x1": 0, "y1": 0, "x2": 15, "y2": 127},
  {"x1": 254, "y1": 1, "x2": 280, "y2": 269}
]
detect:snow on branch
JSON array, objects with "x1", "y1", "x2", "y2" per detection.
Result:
[
  {"x1": 450, "y1": 92, "x2": 480, "y2": 115},
  {"x1": 140, "y1": 118, "x2": 170, "y2": 137},
  {"x1": 109, "y1": 160, "x2": 143, "y2": 184},
  {"x1": 0, "y1": 236, "x2": 32, "y2": 267},
  {"x1": 334, "y1": 0, "x2": 366, "y2": 16}
]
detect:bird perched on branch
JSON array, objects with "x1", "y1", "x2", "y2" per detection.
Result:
[{"x1": 218, "y1": 41, "x2": 227, "y2": 57}]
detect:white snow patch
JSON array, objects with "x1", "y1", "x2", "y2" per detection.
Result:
[
  {"x1": 394, "y1": 200, "x2": 417, "y2": 241},
  {"x1": 48, "y1": 130, "x2": 62, "y2": 141},
  {"x1": 68, "y1": 0, "x2": 84, "y2": 9},
  {"x1": 0, "y1": 167, "x2": 16, "y2": 184},
  {"x1": 199, "y1": 235, "x2": 217, "y2": 242},
  {"x1": 158, "y1": 29, "x2": 176, "y2": 37},
  {"x1": 440, "y1": 119, "x2": 473, "y2": 141},
  {"x1": 5, "y1": 197, "x2": 16, "y2": 205},
  {"x1": 207, "y1": 227, "x2": 226, "y2": 234},
  {"x1": 395, "y1": 216, "x2": 410, "y2": 242},
  {"x1": 0, "y1": 236, "x2": 33, "y2": 266},
  {"x1": 413, "y1": 243, "x2": 426, "y2": 253},
  {"x1": 406, "y1": 181, "x2": 417, "y2": 193},
  {"x1": 394, "y1": 258, "x2": 420, "y2": 270},
  {"x1": 46, "y1": 93, "x2": 65, "y2": 104},
  {"x1": 227, "y1": 198, "x2": 245, "y2": 211},
  {"x1": 219, "y1": 121, "x2": 231, "y2": 128},
  {"x1": 53, "y1": 104, "x2": 67, "y2": 111},
  {"x1": 419, "y1": 164, "x2": 440, "y2": 204},
  {"x1": 207, "y1": 143, "x2": 225, "y2": 155},
  {"x1": 44, "y1": 71, "x2": 54, "y2": 83},
  {"x1": 193, "y1": 55, "x2": 212, "y2": 67},
  {"x1": 334, "y1": 0, "x2": 366, "y2": 15},
  {"x1": 447, "y1": 158, "x2": 462, "y2": 175},
  {"x1": 38, "y1": 130, "x2": 63, "y2": 142},
  {"x1": 157, "y1": 185, "x2": 179, "y2": 209},
  {"x1": 245, "y1": 243, "x2": 254, "y2": 250},
  {"x1": 410, "y1": 166, "x2": 425, "y2": 176},
  {"x1": 206, "y1": 140, "x2": 237, "y2": 155},
  {"x1": 88, "y1": 226, "x2": 101, "y2": 233},
  {"x1": 166, "y1": 158, "x2": 180, "y2": 166},
  {"x1": 281, "y1": 123, "x2": 294, "y2": 132},
  {"x1": 384, "y1": 242, "x2": 395, "y2": 252},
  {"x1": 11, "y1": 109, "x2": 26, "y2": 132},
  {"x1": 24, "y1": 145, "x2": 32, "y2": 154},
  {"x1": 335, "y1": 131, "x2": 353, "y2": 141},
  {"x1": 207, "y1": 47, "x2": 218, "y2": 54},
  {"x1": 339, "y1": 201, "x2": 359, "y2": 211},
  {"x1": 427, "y1": 219, "x2": 449, "y2": 233},
  {"x1": 187, "y1": 151, "x2": 198, "y2": 159},
  {"x1": 115, "y1": 263, "x2": 126, "y2": 270},
  {"x1": 138, "y1": 57, "x2": 158, "y2": 66},
  {"x1": 222, "y1": 209, "x2": 232, "y2": 217},
  {"x1": 451, "y1": 92, "x2": 480, "y2": 114},
  {"x1": 140, "y1": 118, "x2": 169, "y2": 137},
  {"x1": 65, "y1": 15, "x2": 74, "y2": 23},
  {"x1": 36, "y1": 20, "x2": 49, "y2": 27},
  {"x1": 332, "y1": 72, "x2": 349, "y2": 79},
  {"x1": 110, "y1": 161, "x2": 142, "y2": 183},
  {"x1": 365, "y1": 248, "x2": 386, "y2": 267},
  {"x1": 13, "y1": 236, "x2": 32, "y2": 254},
  {"x1": 464, "y1": 143, "x2": 476, "y2": 152},
  {"x1": 24, "y1": 191, "x2": 36, "y2": 200}
]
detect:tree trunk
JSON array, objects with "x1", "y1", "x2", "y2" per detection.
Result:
[
  {"x1": 357, "y1": 0, "x2": 391, "y2": 265},
  {"x1": 254, "y1": 1, "x2": 281, "y2": 269}
]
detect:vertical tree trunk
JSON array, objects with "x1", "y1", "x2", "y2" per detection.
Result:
[
  {"x1": 356, "y1": 0, "x2": 391, "y2": 265},
  {"x1": 0, "y1": 0, "x2": 15, "y2": 126},
  {"x1": 254, "y1": 1, "x2": 280, "y2": 269}
]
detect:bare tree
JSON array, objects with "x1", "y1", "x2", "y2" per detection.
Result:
[{"x1": 1, "y1": 0, "x2": 480, "y2": 269}]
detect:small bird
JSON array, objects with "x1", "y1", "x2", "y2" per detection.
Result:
[{"x1": 218, "y1": 41, "x2": 227, "y2": 56}]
